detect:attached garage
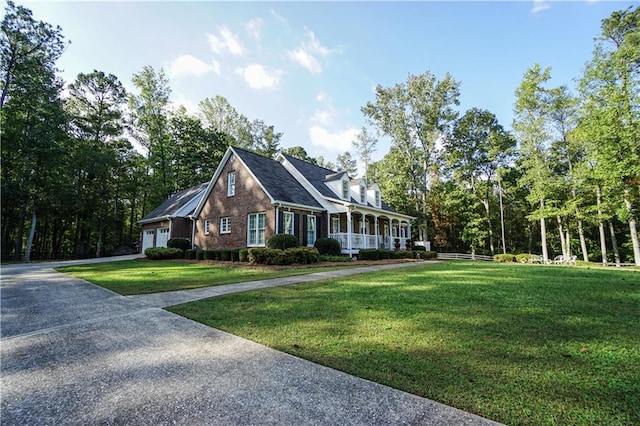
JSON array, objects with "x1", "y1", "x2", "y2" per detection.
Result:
[
  {"x1": 156, "y1": 228, "x2": 170, "y2": 248},
  {"x1": 142, "y1": 230, "x2": 155, "y2": 252}
]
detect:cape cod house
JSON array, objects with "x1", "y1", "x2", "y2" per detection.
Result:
[{"x1": 140, "y1": 146, "x2": 416, "y2": 255}]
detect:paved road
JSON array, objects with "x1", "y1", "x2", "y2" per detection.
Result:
[{"x1": 1, "y1": 257, "x2": 500, "y2": 425}]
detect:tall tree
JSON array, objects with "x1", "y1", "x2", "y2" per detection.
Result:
[
  {"x1": 67, "y1": 70, "x2": 128, "y2": 257},
  {"x1": 336, "y1": 151, "x2": 357, "y2": 176},
  {"x1": 251, "y1": 119, "x2": 282, "y2": 158},
  {"x1": 513, "y1": 64, "x2": 555, "y2": 263},
  {"x1": 128, "y1": 66, "x2": 172, "y2": 212},
  {"x1": 0, "y1": 0, "x2": 66, "y2": 109},
  {"x1": 362, "y1": 71, "x2": 460, "y2": 242},
  {"x1": 1, "y1": 1, "x2": 67, "y2": 261},
  {"x1": 445, "y1": 108, "x2": 515, "y2": 255},
  {"x1": 577, "y1": 6, "x2": 640, "y2": 265},
  {"x1": 351, "y1": 127, "x2": 377, "y2": 178}
]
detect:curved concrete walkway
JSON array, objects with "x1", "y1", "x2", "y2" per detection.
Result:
[{"x1": 1, "y1": 256, "x2": 500, "y2": 425}]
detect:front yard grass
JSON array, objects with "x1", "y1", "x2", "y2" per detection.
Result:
[
  {"x1": 56, "y1": 260, "x2": 351, "y2": 295},
  {"x1": 168, "y1": 262, "x2": 640, "y2": 426}
]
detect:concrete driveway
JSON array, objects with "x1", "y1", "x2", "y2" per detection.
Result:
[{"x1": 1, "y1": 257, "x2": 499, "y2": 425}]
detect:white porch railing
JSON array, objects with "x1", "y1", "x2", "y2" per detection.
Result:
[{"x1": 329, "y1": 233, "x2": 408, "y2": 252}]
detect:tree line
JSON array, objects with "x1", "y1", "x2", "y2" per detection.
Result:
[{"x1": 1, "y1": 2, "x2": 638, "y2": 265}]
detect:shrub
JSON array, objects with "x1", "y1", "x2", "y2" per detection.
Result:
[
  {"x1": 204, "y1": 249, "x2": 216, "y2": 260},
  {"x1": 185, "y1": 249, "x2": 197, "y2": 260},
  {"x1": 249, "y1": 247, "x2": 320, "y2": 265},
  {"x1": 379, "y1": 249, "x2": 394, "y2": 260},
  {"x1": 423, "y1": 250, "x2": 437, "y2": 259},
  {"x1": 144, "y1": 247, "x2": 184, "y2": 260},
  {"x1": 358, "y1": 249, "x2": 380, "y2": 261},
  {"x1": 220, "y1": 249, "x2": 231, "y2": 261},
  {"x1": 319, "y1": 255, "x2": 352, "y2": 262},
  {"x1": 229, "y1": 249, "x2": 240, "y2": 262},
  {"x1": 314, "y1": 237, "x2": 341, "y2": 256},
  {"x1": 196, "y1": 249, "x2": 204, "y2": 260},
  {"x1": 267, "y1": 233, "x2": 298, "y2": 250},
  {"x1": 494, "y1": 253, "x2": 517, "y2": 263},
  {"x1": 239, "y1": 249, "x2": 249, "y2": 262},
  {"x1": 167, "y1": 238, "x2": 191, "y2": 251},
  {"x1": 395, "y1": 250, "x2": 413, "y2": 259},
  {"x1": 516, "y1": 253, "x2": 536, "y2": 263}
]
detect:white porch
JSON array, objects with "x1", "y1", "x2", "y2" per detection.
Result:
[{"x1": 327, "y1": 210, "x2": 412, "y2": 254}]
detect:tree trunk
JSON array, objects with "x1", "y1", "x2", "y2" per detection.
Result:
[
  {"x1": 557, "y1": 216, "x2": 567, "y2": 259},
  {"x1": 498, "y1": 178, "x2": 506, "y2": 254},
  {"x1": 623, "y1": 193, "x2": 640, "y2": 266},
  {"x1": 24, "y1": 207, "x2": 37, "y2": 263},
  {"x1": 481, "y1": 197, "x2": 494, "y2": 255},
  {"x1": 577, "y1": 220, "x2": 588, "y2": 262},
  {"x1": 13, "y1": 200, "x2": 28, "y2": 261},
  {"x1": 540, "y1": 199, "x2": 549, "y2": 263},
  {"x1": 596, "y1": 185, "x2": 608, "y2": 266},
  {"x1": 608, "y1": 220, "x2": 621, "y2": 267}
]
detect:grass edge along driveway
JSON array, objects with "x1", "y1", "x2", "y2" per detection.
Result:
[
  {"x1": 56, "y1": 260, "x2": 358, "y2": 295},
  {"x1": 168, "y1": 262, "x2": 640, "y2": 426}
]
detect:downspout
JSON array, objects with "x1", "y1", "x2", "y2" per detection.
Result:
[
  {"x1": 168, "y1": 217, "x2": 173, "y2": 245},
  {"x1": 190, "y1": 216, "x2": 196, "y2": 249},
  {"x1": 275, "y1": 203, "x2": 280, "y2": 234}
]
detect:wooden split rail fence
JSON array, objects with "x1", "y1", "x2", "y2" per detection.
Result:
[{"x1": 436, "y1": 253, "x2": 494, "y2": 262}]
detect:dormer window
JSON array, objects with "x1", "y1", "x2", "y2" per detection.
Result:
[
  {"x1": 342, "y1": 180, "x2": 349, "y2": 200},
  {"x1": 360, "y1": 185, "x2": 366, "y2": 204},
  {"x1": 375, "y1": 190, "x2": 381, "y2": 207}
]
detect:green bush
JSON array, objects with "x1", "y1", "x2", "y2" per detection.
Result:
[
  {"x1": 319, "y1": 255, "x2": 352, "y2": 262},
  {"x1": 516, "y1": 253, "x2": 536, "y2": 263},
  {"x1": 314, "y1": 237, "x2": 341, "y2": 256},
  {"x1": 358, "y1": 249, "x2": 380, "y2": 261},
  {"x1": 267, "y1": 233, "x2": 298, "y2": 250},
  {"x1": 229, "y1": 249, "x2": 240, "y2": 262},
  {"x1": 249, "y1": 247, "x2": 320, "y2": 265},
  {"x1": 203, "y1": 249, "x2": 216, "y2": 260},
  {"x1": 494, "y1": 253, "x2": 517, "y2": 263},
  {"x1": 239, "y1": 248, "x2": 249, "y2": 262},
  {"x1": 167, "y1": 238, "x2": 191, "y2": 251},
  {"x1": 196, "y1": 249, "x2": 204, "y2": 260},
  {"x1": 220, "y1": 249, "x2": 231, "y2": 261},
  {"x1": 144, "y1": 247, "x2": 184, "y2": 260},
  {"x1": 185, "y1": 249, "x2": 197, "y2": 259},
  {"x1": 423, "y1": 251, "x2": 437, "y2": 259}
]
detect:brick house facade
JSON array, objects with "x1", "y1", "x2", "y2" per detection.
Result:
[{"x1": 141, "y1": 146, "x2": 417, "y2": 254}]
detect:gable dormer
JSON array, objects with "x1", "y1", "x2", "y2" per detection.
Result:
[
  {"x1": 324, "y1": 171, "x2": 351, "y2": 201},
  {"x1": 368, "y1": 183, "x2": 382, "y2": 208},
  {"x1": 351, "y1": 178, "x2": 367, "y2": 205}
]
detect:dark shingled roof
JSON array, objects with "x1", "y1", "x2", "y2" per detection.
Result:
[
  {"x1": 141, "y1": 182, "x2": 208, "y2": 221},
  {"x1": 233, "y1": 148, "x2": 322, "y2": 208},
  {"x1": 283, "y1": 153, "x2": 396, "y2": 213}
]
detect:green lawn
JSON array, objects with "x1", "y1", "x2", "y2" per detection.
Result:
[
  {"x1": 56, "y1": 260, "x2": 349, "y2": 295},
  {"x1": 168, "y1": 262, "x2": 640, "y2": 426}
]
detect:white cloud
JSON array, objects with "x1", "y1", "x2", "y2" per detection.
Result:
[
  {"x1": 532, "y1": 0, "x2": 551, "y2": 14},
  {"x1": 207, "y1": 26, "x2": 246, "y2": 56},
  {"x1": 169, "y1": 97, "x2": 200, "y2": 115},
  {"x1": 236, "y1": 64, "x2": 282, "y2": 89},
  {"x1": 244, "y1": 18, "x2": 263, "y2": 40},
  {"x1": 309, "y1": 126, "x2": 359, "y2": 151},
  {"x1": 288, "y1": 48, "x2": 322, "y2": 74},
  {"x1": 316, "y1": 91, "x2": 327, "y2": 102},
  {"x1": 287, "y1": 29, "x2": 334, "y2": 74},
  {"x1": 168, "y1": 54, "x2": 220, "y2": 78},
  {"x1": 310, "y1": 105, "x2": 337, "y2": 126}
]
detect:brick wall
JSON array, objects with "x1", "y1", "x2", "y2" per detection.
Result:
[{"x1": 195, "y1": 154, "x2": 275, "y2": 250}]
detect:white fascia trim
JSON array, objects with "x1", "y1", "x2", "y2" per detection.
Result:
[
  {"x1": 273, "y1": 200, "x2": 325, "y2": 213},
  {"x1": 138, "y1": 215, "x2": 171, "y2": 225},
  {"x1": 326, "y1": 198, "x2": 415, "y2": 221},
  {"x1": 173, "y1": 192, "x2": 205, "y2": 217}
]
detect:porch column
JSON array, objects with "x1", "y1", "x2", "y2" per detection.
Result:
[
  {"x1": 327, "y1": 213, "x2": 331, "y2": 238},
  {"x1": 374, "y1": 215, "x2": 379, "y2": 248},
  {"x1": 347, "y1": 209, "x2": 352, "y2": 253},
  {"x1": 408, "y1": 221, "x2": 412, "y2": 242}
]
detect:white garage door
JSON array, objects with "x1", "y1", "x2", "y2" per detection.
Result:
[
  {"x1": 142, "y1": 230, "x2": 155, "y2": 252},
  {"x1": 156, "y1": 228, "x2": 170, "y2": 248}
]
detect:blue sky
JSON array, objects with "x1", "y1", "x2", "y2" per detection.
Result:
[{"x1": 18, "y1": 1, "x2": 638, "y2": 165}]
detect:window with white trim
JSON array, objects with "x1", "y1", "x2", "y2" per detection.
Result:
[
  {"x1": 360, "y1": 185, "x2": 366, "y2": 204},
  {"x1": 204, "y1": 220, "x2": 210, "y2": 235},
  {"x1": 247, "y1": 212, "x2": 266, "y2": 246},
  {"x1": 227, "y1": 171, "x2": 236, "y2": 196},
  {"x1": 342, "y1": 180, "x2": 349, "y2": 200},
  {"x1": 375, "y1": 190, "x2": 381, "y2": 207},
  {"x1": 331, "y1": 217, "x2": 340, "y2": 234},
  {"x1": 282, "y1": 211, "x2": 294, "y2": 235},
  {"x1": 306, "y1": 215, "x2": 316, "y2": 246},
  {"x1": 220, "y1": 217, "x2": 231, "y2": 234}
]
